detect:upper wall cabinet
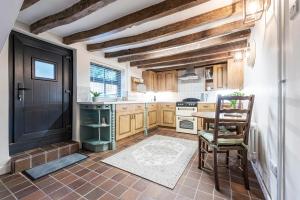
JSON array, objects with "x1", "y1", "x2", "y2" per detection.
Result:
[
  {"x1": 143, "y1": 70, "x2": 178, "y2": 92},
  {"x1": 205, "y1": 61, "x2": 244, "y2": 91},
  {"x1": 164, "y1": 71, "x2": 178, "y2": 92},
  {"x1": 142, "y1": 71, "x2": 157, "y2": 92},
  {"x1": 227, "y1": 59, "x2": 244, "y2": 90}
]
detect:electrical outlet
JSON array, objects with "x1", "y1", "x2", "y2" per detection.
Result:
[{"x1": 290, "y1": 0, "x2": 299, "y2": 20}]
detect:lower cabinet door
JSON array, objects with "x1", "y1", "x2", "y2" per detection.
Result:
[
  {"x1": 134, "y1": 112, "x2": 144, "y2": 134},
  {"x1": 162, "y1": 110, "x2": 176, "y2": 127},
  {"x1": 116, "y1": 113, "x2": 132, "y2": 141},
  {"x1": 148, "y1": 110, "x2": 157, "y2": 128},
  {"x1": 198, "y1": 118, "x2": 204, "y2": 130}
]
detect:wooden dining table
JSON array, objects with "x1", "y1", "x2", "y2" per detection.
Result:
[{"x1": 192, "y1": 112, "x2": 247, "y2": 131}]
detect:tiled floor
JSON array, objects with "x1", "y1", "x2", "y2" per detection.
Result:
[{"x1": 0, "y1": 128, "x2": 265, "y2": 200}]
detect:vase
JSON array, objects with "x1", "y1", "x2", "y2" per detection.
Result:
[{"x1": 92, "y1": 96, "x2": 101, "y2": 102}]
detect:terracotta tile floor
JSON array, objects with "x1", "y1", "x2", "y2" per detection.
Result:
[{"x1": 0, "y1": 128, "x2": 265, "y2": 200}]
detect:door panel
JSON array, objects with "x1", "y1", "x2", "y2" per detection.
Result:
[
  {"x1": 148, "y1": 110, "x2": 157, "y2": 127},
  {"x1": 116, "y1": 113, "x2": 132, "y2": 141},
  {"x1": 9, "y1": 32, "x2": 73, "y2": 155},
  {"x1": 134, "y1": 112, "x2": 144, "y2": 133},
  {"x1": 157, "y1": 72, "x2": 165, "y2": 91},
  {"x1": 162, "y1": 110, "x2": 175, "y2": 127}
]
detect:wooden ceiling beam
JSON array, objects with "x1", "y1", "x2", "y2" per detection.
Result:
[
  {"x1": 30, "y1": 0, "x2": 117, "y2": 34},
  {"x1": 21, "y1": 0, "x2": 40, "y2": 11},
  {"x1": 131, "y1": 39, "x2": 247, "y2": 67},
  {"x1": 87, "y1": 1, "x2": 243, "y2": 51},
  {"x1": 152, "y1": 58, "x2": 230, "y2": 72},
  {"x1": 138, "y1": 52, "x2": 232, "y2": 69},
  {"x1": 63, "y1": 0, "x2": 210, "y2": 44},
  {"x1": 105, "y1": 20, "x2": 253, "y2": 58},
  {"x1": 119, "y1": 29, "x2": 250, "y2": 63}
]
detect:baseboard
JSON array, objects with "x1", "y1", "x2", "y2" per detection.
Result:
[
  {"x1": 0, "y1": 162, "x2": 11, "y2": 175},
  {"x1": 251, "y1": 161, "x2": 272, "y2": 200}
]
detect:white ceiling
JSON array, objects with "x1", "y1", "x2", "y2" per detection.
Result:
[{"x1": 17, "y1": 0, "x2": 241, "y2": 54}]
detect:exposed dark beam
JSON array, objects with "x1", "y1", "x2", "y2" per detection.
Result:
[
  {"x1": 21, "y1": 0, "x2": 40, "y2": 10},
  {"x1": 120, "y1": 29, "x2": 250, "y2": 63},
  {"x1": 131, "y1": 40, "x2": 247, "y2": 67},
  {"x1": 105, "y1": 20, "x2": 253, "y2": 58},
  {"x1": 87, "y1": 1, "x2": 243, "y2": 51},
  {"x1": 152, "y1": 58, "x2": 230, "y2": 72},
  {"x1": 30, "y1": 0, "x2": 117, "y2": 34},
  {"x1": 138, "y1": 52, "x2": 232, "y2": 68},
  {"x1": 63, "y1": 0, "x2": 210, "y2": 44}
]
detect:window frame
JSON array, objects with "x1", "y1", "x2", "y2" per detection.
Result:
[
  {"x1": 31, "y1": 57, "x2": 58, "y2": 81},
  {"x1": 90, "y1": 62, "x2": 122, "y2": 98}
]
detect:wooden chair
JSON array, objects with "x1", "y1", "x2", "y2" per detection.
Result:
[{"x1": 198, "y1": 95, "x2": 255, "y2": 191}]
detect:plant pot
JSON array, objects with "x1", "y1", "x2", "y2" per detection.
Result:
[{"x1": 92, "y1": 96, "x2": 101, "y2": 102}]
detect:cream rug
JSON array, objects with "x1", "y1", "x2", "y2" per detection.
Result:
[{"x1": 102, "y1": 135, "x2": 197, "y2": 189}]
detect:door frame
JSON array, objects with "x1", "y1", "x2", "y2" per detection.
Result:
[{"x1": 8, "y1": 31, "x2": 74, "y2": 155}]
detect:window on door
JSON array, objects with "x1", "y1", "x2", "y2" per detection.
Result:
[{"x1": 90, "y1": 63, "x2": 122, "y2": 98}]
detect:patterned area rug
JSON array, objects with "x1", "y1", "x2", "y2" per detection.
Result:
[{"x1": 102, "y1": 135, "x2": 197, "y2": 189}]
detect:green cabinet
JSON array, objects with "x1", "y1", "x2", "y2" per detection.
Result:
[{"x1": 80, "y1": 104, "x2": 116, "y2": 152}]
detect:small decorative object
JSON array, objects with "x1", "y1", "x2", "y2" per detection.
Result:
[
  {"x1": 228, "y1": 91, "x2": 245, "y2": 109},
  {"x1": 90, "y1": 90, "x2": 101, "y2": 102},
  {"x1": 243, "y1": 0, "x2": 267, "y2": 23},
  {"x1": 246, "y1": 40, "x2": 256, "y2": 68},
  {"x1": 101, "y1": 117, "x2": 107, "y2": 126}
]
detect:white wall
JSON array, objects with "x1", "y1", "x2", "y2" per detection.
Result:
[
  {"x1": 243, "y1": 1, "x2": 279, "y2": 199},
  {"x1": 0, "y1": 0, "x2": 23, "y2": 51},
  {"x1": 284, "y1": 0, "x2": 300, "y2": 199},
  {"x1": 0, "y1": 0, "x2": 24, "y2": 174}
]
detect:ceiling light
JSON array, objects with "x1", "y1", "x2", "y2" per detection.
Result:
[
  {"x1": 233, "y1": 51, "x2": 244, "y2": 62},
  {"x1": 243, "y1": 0, "x2": 266, "y2": 23}
]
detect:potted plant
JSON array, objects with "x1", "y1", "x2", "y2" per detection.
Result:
[
  {"x1": 228, "y1": 91, "x2": 244, "y2": 109},
  {"x1": 90, "y1": 91, "x2": 101, "y2": 102}
]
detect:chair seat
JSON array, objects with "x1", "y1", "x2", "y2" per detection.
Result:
[
  {"x1": 199, "y1": 130, "x2": 244, "y2": 146},
  {"x1": 208, "y1": 124, "x2": 237, "y2": 132}
]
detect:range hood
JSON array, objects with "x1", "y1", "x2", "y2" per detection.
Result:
[{"x1": 179, "y1": 67, "x2": 199, "y2": 80}]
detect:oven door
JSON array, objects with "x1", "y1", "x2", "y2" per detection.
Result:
[{"x1": 176, "y1": 116, "x2": 198, "y2": 134}]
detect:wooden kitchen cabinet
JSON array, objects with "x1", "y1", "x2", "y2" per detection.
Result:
[
  {"x1": 197, "y1": 103, "x2": 216, "y2": 130},
  {"x1": 147, "y1": 103, "x2": 158, "y2": 129},
  {"x1": 227, "y1": 59, "x2": 244, "y2": 89},
  {"x1": 157, "y1": 72, "x2": 166, "y2": 91},
  {"x1": 116, "y1": 111, "x2": 133, "y2": 141},
  {"x1": 205, "y1": 62, "x2": 244, "y2": 91},
  {"x1": 143, "y1": 70, "x2": 177, "y2": 92},
  {"x1": 213, "y1": 64, "x2": 227, "y2": 90},
  {"x1": 116, "y1": 104, "x2": 145, "y2": 141},
  {"x1": 164, "y1": 71, "x2": 178, "y2": 92},
  {"x1": 133, "y1": 111, "x2": 144, "y2": 134},
  {"x1": 142, "y1": 71, "x2": 157, "y2": 92},
  {"x1": 148, "y1": 110, "x2": 158, "y2": 128},
  {"x1": 159, "y1": 103, "x2": 176, "y2": 128}
]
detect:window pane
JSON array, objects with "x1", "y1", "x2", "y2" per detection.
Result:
[
  {"x1": 90, "y1": 82, "x2": 104, "y2": 96},
  {"x1": 90, "y1": 63, "x2": 121, "y2": 98},
  {"x1": 91, "y1": 65, "x2": 104, "y2": 80},
  {"x1": 106, "y1": 84, "x2": 118, "y2": 96},
  {"x1": 35, "y1": 60, "x2": 56, "y2": 80}
]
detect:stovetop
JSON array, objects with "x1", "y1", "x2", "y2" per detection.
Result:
[{"x1": 176, "y1": 98, "x2": 200, "y2": 107}]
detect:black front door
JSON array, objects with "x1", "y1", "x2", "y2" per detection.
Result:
[{"x1": 9, "y1": 32, "x2": 73, "y2": 155}]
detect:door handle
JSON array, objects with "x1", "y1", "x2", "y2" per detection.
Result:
[
  {"x1": 65, "y1": 89, "x2": 71, "y2": 95},
  {"x1": 17, "y1": 83, "x2": 31, "y2": 101}
]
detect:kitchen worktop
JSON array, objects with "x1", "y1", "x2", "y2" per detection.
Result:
[{"x1": 77, "y1": 101, "x2": 177, "y2": 105}]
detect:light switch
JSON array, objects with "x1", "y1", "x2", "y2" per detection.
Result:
[{"x1": 290, "y1": 0, "x2": 299, "y2": 20}]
